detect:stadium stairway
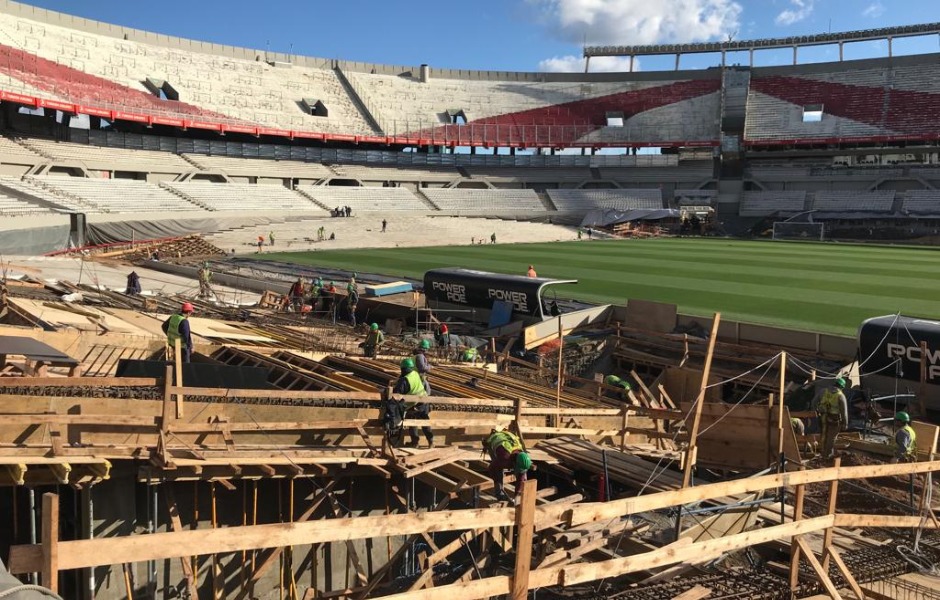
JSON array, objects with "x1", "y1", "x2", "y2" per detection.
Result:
[
  {"x1": 294, "y1": 187, "x2": 334, "y2": 212},
  {"x1": 333, "y1": 66, "x2": 384, "y2": 134},
  {"x1": 538, "y1": 192, "x2": 558, "y2": 211},
  {"x1": 159, "y1": 183, "x2": 211, "y2": 211},
  {"x1": 0, "y1": 180, "x2": 67, "y2": 213},
  {"x1": 414, "y1": 189, "x2": 441, "y2": 210}
]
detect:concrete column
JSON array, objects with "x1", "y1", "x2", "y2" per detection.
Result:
[
  {"x1": 749, "y1": 48, "x2": 754, "y2": 67},
  {"x1": 793, "y1": 45, "x2": 798, "y2": 65},
  {"x1": 675, "y1": 53, "x2": 681, "y2": 70},
  {"x1": 839, "y1": 41, "x2": 844, "y2": 61},
  {"x1": 584, "y1": 56, "x2": 591, "y2": 73},
  {"x1": 721, "y1": 50, "x2": 726, "y2": 67},
  {"x1": 629, "y1": 55, "x2": 635, "y2": 72},
  {"x1": 888, "y1": 37, "x2": 893, "y2": 57}
]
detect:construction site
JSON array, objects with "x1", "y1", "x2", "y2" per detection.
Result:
[{"x1": 0, "y1": 233, "x2": 938, "y2": 600}]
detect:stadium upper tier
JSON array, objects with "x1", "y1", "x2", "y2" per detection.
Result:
[
  {"x1": 0, "y1": 1, "x2": 937, "y2": 150},
  {"x1": 745, "y1": 56, "x2": 940, "y2": 145},
  {"x1": 0, "y1": 2, "x2": 720, "y2": 148}
]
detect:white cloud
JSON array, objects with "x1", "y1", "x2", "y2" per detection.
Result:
[
  {"x1": 775, "y1": 0, "x2": 814, "y2": 26},
  {"x1": 861, "y1": 2, "x2": 885, "y2": 18},
  {"x1": 539, "y1": 55, "x2": 639, "y2": 72},
  {"x1": 530, "y1": 0, "x2": 742, "y2": 46}
]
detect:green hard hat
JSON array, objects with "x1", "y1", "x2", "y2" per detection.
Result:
[
  {"x1": 895, "y1": 411, "x2": 911, "y2": 423},
  {"x1": 371, "y1": 323, "x2": 379, "y2": 330},
  {"x1": 419, "y1": 339, "x2": 431, "y2": 350},
  {"x1": 514, "y1": 452, "x2": 532, "y2": 473},
  {"x1": 352, "y1": 272, "x2": 358, "y2": 278},
  {"x1": 834, "y1": 377, "x2": 846, "y2": 389},
  {"x1": 400, "y1": 357, "x2": 415, "y2": 371}
]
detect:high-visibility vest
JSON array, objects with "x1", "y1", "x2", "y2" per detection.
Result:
[
  {"x1": 486, "y1": 430, "x2": 523, "y2": 455},
  {"x1": 817, "y1": 388, "x2": 842, "y2": 419},
  {"x1": 404, "y1": 370, "x2": 427, "y2": 396},
  {"x1": 899, "y1": 424, "x2": 917, "y2": 459},
  {"x1": 166, "y1": 314, "x2": 187, "y2": 347}
]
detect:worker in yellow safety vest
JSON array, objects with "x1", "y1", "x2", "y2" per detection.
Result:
[
  {"x1": 162, "y1": 302, "x2": 194, "y2": 362},
  {"x1": 892, "y1": 411, "x2": 917, "y2": 463},
  {"x1": 484, "y1": 429, "x2": 533, "y2": 500},
  {"x1": 815, "y1": 377, "x2": 848, "y2": 459},
  {"x1": 393, "y1": 357, "x2": 433, "y2": 448}
]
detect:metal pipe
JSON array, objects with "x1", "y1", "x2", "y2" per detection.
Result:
[
  {"x1": 28, "y1": 488, "x2": 37, "y2": 585},
  {"x1": 86, "y1": 485, "x2": 95, "y2": 600}
]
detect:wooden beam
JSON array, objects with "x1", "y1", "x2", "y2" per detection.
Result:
[
  {"x1": 174, "y1": 338, "x2": 184, "y2": 418},
  {"x1": 511, "y1": 480, "x2": 537, "y2": 600},
  {"x1": 682, "y1": 313, "x2": 721, "y2": 488},
  {"x1": 41, "y1": 493, "x2": 59, "y2": 594},
  {"x1": 562, "y1": 515, "x2": 834, "y2": 585},
  {"x1": 794, "y1": 536, "x2": 841, "y2": 600},
  {"x1": 820, "y1": 457, "x2": 840, "y2": 572},
  {"x1": 163, "y1": 486, "x2": 200, "y2": 600},
  {"x1": 826, "y1": 547, "x2": 866, "y2": 600},
  {"x1": 788, "y1": 482, "x2": 805, "y2": 592}
]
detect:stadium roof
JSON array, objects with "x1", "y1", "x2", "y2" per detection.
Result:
[{"x1": 584, "y1": 23, "x2": 940, "y2": 58}]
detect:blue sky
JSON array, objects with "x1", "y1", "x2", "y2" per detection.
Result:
[{"x1": 18, "y1": 0, "x2": 940, "y2": 72}]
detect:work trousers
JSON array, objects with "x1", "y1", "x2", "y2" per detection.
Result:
[{"x1": 820, "y1": 416, "x2": 842, "y2": 458}]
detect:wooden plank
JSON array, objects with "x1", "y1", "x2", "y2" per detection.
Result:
[
  {"x1": 41, "y1": 493, "x2": 59, "y2": 593},
  {"x1": 562, "y1": 515, "x2": 835, "y2": 585},
  {"x1": 826, "y1": 547, "x2": 866, "y2": 600},
  {"x1": 795, "y1": 537, "x2": 840, "y2": 600},
  {"x1": 682, "y1": 313, "x2": 720, "y2": 488},
  {"x1": 512, "y1": 479, "x2": 538, "y2": 600},
  {"x1": 789, "y1": 483, "x2": 806, "y2": 592},
  {"x1": 0, "y1": 377, "x2": 158, "y2": 387},
  {"x1": 163, "y1": 486, "x2": 200, "y2": 600},
  {"x1": 820, "y1": 457, "x2": 840, "y2": 572}
]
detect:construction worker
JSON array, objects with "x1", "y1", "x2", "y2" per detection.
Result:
[
  {"x1": 308, "y1": 278, "x2": 322, "y2": 313},
  {"x1": 490, "y1": 233, "x2": 496, "y2": 244},
  {"x1": 361, "y1": 323, "x2": 384, "y2": 357},
  {"x1": 394, "y1": 357, "x2": 433, "y2": 448},
  {"x1": 603, "y1": 374, "x2": 632, "y2": 401},
  {"x1": 197, "y1": 262, "x2": 212, "y2": 299},
  {"x1": 162, "y1": 302, "x2": 194, "y2": 363},
  {"x1": 892, "y1": 412, "x2": 917, "y2": 463},
  {"x1": 790, "y1": 417, "x2": 806, "y2": 436},
  {"x1": 288, "y1": 278, "x2": 305, "y2": 312},
  {"x1": 269, "y1": 231, "x2": 275, "y2": 246},
  {"x1": 527, "y1": 265, "x2": 537, "y2": 278},
  {"x1": 257, "y1": 235, "x2": 264, "y2": 253},
  {"x1": 415, "y1": 339, "x2": 433, "y2": 395},
  {"x1": 484, "y1": 429, "x2": 533, "y2": 500},
  {"x1": 125, "y1": 271, "x2": 141, "y2": 296},
  {"x1": 815, "y1": 377, "x2": 848, "y2": 459}
]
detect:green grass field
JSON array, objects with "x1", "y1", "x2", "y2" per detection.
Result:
[{"x1": 258, "y1": 238, "x2": 940, "y2": 335}]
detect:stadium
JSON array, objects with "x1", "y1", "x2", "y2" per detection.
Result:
[{"x1": 3, "y1": 1, "x2": 940, "y2": 599}]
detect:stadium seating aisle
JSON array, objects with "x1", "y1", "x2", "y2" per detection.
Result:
[
  {"x1": 163, "y1": 181, "x2": 326, "y2": 212},
  {"x1": 0, "y1": 136, "x2": 45, "y2": 165},
  {"x1": 421, "y1": 188, "x2": 546, "y2": 214},
  {"x1": 1, "y1": 177, "x2": 90, "y2": 212},
  {"x1": 546, "y1": 189, "x2": 663, "y2": 211}
]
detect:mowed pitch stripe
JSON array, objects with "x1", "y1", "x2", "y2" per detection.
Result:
[{"x1": 260, "y1": 239, "x2": 940, "y2": 334}]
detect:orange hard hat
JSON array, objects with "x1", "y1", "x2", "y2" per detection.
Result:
[{"x1": 181, "y1": 302, "x2": 194, "y2": 313}]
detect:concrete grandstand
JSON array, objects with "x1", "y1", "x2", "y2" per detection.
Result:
[{"x1": 0, "y1": 0, "x2": 939, "y2": 250}]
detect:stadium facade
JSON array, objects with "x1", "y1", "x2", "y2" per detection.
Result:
[{"x1": 1, "y1": 0, "x2": 940, "y2": 245}]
